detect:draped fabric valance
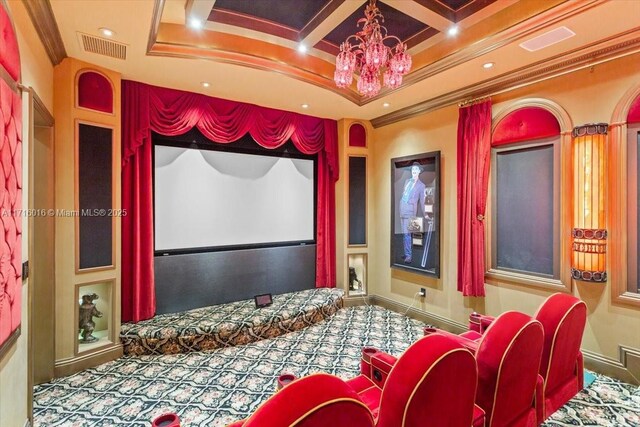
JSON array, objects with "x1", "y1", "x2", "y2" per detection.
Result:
[{"x1": 122, "y1": 81, "x2": 338, "y2": 322}]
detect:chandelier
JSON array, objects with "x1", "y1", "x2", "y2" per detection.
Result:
[{"x1": 333, "y1": 0, "x2": 412, "y2": 97}]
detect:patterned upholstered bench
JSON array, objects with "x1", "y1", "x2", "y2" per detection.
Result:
[{"x1": 120, "y1": 288, "x2": 344, "y2": 356}]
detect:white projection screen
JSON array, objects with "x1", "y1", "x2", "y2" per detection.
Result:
[{"x1": 154, "y1": 144, "x2": 315, "y2": 251}]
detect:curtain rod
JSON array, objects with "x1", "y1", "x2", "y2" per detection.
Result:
[{"x1": 458, "y1": 96, "x2": 491, "y2": 107}]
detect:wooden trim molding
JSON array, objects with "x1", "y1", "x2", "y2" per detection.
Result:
[
  {"x1": 369, "y1": 294, "x2": 468, "y2": 334},
  {"x1": 372, "y1": 28, "x2": 640, "y2": 127},
  {"x1": 0, "y1": 327, "x2": 21, "y2": 361},
  {"x1": 54, "y1": 343, "x2": 122, "y2": 378},
  {"x1": 23, "y1": 0, "x2": 67, "y2": 65}
]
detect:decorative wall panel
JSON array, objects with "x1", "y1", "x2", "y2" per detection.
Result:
[{"x1": 0, "y1": 3, "x2": 22, "y2": 356}]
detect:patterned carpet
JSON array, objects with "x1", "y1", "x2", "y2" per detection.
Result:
[
  {"x1": 120, "y1": 288, "x2": 344, "y2": 355},
  {"x1": 34, "y1": 305, "x2": 640, "y2": 426}
]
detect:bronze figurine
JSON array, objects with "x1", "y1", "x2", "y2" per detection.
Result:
[{"x1": 79, "y1": 293, "x2": 103, "y2": 343}]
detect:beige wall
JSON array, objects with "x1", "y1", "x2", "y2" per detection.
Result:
[
  {"x1": 0, "y1": 1, "x2": 54, "y2": 426},
  {"x1": 369, "y1": 53, "x2": 640, "y2": 364}
]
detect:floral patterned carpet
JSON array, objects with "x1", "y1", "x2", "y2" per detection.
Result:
[
  {"x1": 120, "y1": 288, "x2": 344, "y2": 355},
  {"x1": 34, "y1": 305, "x2": 640, "y2": 426}
]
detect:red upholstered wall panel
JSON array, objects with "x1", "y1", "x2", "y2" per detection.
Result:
[
  {"x1": 349, "y1": 123, "x2": 367, "y2": 147},
  {"x1": 628, "y1": 94, "x2": 640, "y2": 124},
  {"x1": 78, "y1": 71, "x2": 114, "y2": 114},
  {"x1": 0, "y1": 6, "x2": 20, "y2": 81},
  {"x1": 0, "y1": 4, "x2": 22, "y2": 352},
  {"x1": 493, "y1": 107, "x2": 560, "y2": 146}
]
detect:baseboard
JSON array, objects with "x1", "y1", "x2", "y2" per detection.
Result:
[
  {"x1": 367, "y1": 293, "x2": 640, "y2": 385},
  {"x1": 342, "y1": 295, "x2": 371, "y2": 307},
  {"x1": 369, "y1": 294, "x2": 467, "y2": 334},
  {"x1": 54, "y1": 344, "x2": 123, "y2": 378}
]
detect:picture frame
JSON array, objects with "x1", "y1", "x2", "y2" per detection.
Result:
[{"x1": 390, "y1": 151, "x2": 441, "y2": 277}]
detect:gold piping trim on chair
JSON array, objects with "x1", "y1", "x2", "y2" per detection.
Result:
[
  {"x1": 484, "y1": 315, "x2": 544, "y2": 427},
  {"x1": 399, "y1": 347, "x2": 475, "y2": 427},
  {"x1": 539, "y1": 299, "x2": 587, "y2": 390},
  {"x1": 290, "y1": 398, "x2": 374, "y2": 426}
]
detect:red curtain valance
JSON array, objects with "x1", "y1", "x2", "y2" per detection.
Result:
[
  {"x1": 122, "y1": 81, "x2": 338, "y2": 322},
  {"x1": 122, "y1": 81, "x2": 338, "y2": 175},
  {"x1": 492, "y1": 107, "x2": 560, "y2": 147}
]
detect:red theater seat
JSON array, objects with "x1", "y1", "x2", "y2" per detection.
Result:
[
  {"x1": 534, "y1": 293, "x2": 587, "y2": 420},
  {"x1": 349, "y1": 334, "x2": 484, "y2": 427},
  {"x1": 428, "y1": 312, "x2": 545, "y2": 427},
  {"x1": 465, "y1": 293, "x2": 587, "y2": 422},
  {"x1": 226, "y1": 373, "x2": 375, "y2": 427}
]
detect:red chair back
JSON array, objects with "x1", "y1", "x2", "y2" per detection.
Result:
[
  {"x1": 534, "y1": 293, "x2": 587, "y2": 393},
  {"x1": 376, "y1": 334, "x2": 478, "y2": 427},
  {"x1": 242, "y1": 373, "x2": 374, "y2": 427},
  {"x1": 475, "y1": 311, "x2": 544, "y2": 427}
]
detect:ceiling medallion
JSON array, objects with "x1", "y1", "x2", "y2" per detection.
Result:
[{"x1": 333, "y1": 0, "x2": 412, "y2": 97}]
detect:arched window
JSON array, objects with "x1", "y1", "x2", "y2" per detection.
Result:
[{"x1": 488, "y1": 106, "x2": 563, "y2": 286}]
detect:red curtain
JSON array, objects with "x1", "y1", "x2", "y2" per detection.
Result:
[
  {"x1": 122, "y1": 81, "x2": 339, "y2": 322},
  {"x1": 457, "y1": 100, "x2": 492, "y2": 297}
]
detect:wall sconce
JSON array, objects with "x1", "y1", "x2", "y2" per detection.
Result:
[{"x1": 571, "y1": 123, "x2": 608, "y2": 282}]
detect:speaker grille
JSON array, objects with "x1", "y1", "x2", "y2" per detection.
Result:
[
  {"x1": 78, "y1": 33, "x2": 127, "y2": 60},
  {"x1": 519, "y1": 27, "x2": 576, "y2": 52}
]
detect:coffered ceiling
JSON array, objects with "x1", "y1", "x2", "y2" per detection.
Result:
[{"x1": 30, "y1": 0, "x2": 640, "y2": 123}]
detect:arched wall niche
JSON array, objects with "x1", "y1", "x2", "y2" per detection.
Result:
[
  {"x1": 348, "y1": 122, "x2": 367, "y2": 148},
  {"x1": 76, "y1": 69, "x2": 114, "y2": 114},
  {"x1": 492, "y1": 98, "x2": 573, "y2": 136}
]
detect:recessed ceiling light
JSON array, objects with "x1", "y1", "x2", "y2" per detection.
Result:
[
  {"x1": 201, "y1": 82, "x2": 210, "y2": 88},
  {"x1": 447, "y1": 26, "x2": 459, "y2": 36},
  {"x1": 383, "y1": 102, "x2": 390, "y2": 108},
  {"x1": 188, "y1": 18, "x2": 203, "y2": 29},
  {"x1": 301, "y1": 104, "x2": 309, "y2": 109},
  {"x1": 99, "y1": 27, "x2": 114, "y2": 37},
  {"x1": 483, "y1": 62, "x2": 495, "y2": 69},
  {"x1": 298, "y1": 44, "x2": 308, "y2": 53}
]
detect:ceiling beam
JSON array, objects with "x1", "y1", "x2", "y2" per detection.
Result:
[
  {"x1": 23, "y1": 0, "x2": 67, "y2": 65},
  {"x1": 185, "y1": 0, "x2": 216, "y2": 24},
  {"x1": 300, "y1": 0, "x2": 363, "y2": 48},
  {"x1": 384, "y1": 0, "x2": 454, "y2": 32}
]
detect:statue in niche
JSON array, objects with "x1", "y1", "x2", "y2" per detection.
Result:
[
  {"x1": 349, "y1": 267, "x2": 362, "y2": 291},
  {"x1": 79, "y1": 293, "x2": 103, "y2": 343}
]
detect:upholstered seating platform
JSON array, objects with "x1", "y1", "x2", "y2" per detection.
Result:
[{"x1": 120, "y1": 288, "x2": 344, "y2": 355}]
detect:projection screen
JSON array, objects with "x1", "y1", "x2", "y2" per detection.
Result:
[{"x1": 154, "y1": 144, "x2": 315, "y2": 252}]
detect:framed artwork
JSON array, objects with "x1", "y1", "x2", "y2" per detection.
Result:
[{"x1": 390, "y1": 151, "x2": 441, "y2": 277}]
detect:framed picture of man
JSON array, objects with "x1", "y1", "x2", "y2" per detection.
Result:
[{"x1": 390, "y1": 151, "x2": 441, "y2": 277}]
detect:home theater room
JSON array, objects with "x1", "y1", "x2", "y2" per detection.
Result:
[{"x1": 0, "y1": 0, "x2": 640, "y2": 426}]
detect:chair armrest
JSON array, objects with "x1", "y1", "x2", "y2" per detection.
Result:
[
  {"x1": 535, "y1": 374, "x2": 545, "y2": 425},
  {"x1": 370, "y1": 352, "x2": 397, "y2": 389},
  {"x1": 469, "y1": 313, "x2": 496, "y2": 333}
]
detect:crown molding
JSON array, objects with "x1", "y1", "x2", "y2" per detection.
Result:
[
  {"x1": 371, "y1": 28, "x2": 640, "y2": 128},
  {"x1": 23, "y1": 0, "x2": 67, "y2": 65}
]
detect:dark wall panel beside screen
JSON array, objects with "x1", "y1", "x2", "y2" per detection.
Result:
[
  {"x1": 348, "y1": 156, "x2": 367, "y2": 245},
  {"x1": 78, "y1": 123, "x2": 113, "y2": 269}
]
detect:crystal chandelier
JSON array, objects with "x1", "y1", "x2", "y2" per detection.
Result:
[{"x1": 333, "y1": 0, "x2": 412, "y2": 97}]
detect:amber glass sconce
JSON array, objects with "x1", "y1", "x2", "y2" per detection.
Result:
[{"x1": 571, "y1": 123, "x2": 608, "y2": 282}]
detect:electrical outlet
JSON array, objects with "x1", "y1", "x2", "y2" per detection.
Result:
[{"x1": 419, "y1": 288, "x2": 426, "y2": 297}]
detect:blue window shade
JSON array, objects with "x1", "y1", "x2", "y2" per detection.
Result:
[{"x1": 496, "y1": 145, "x2": 554, "y2": 275}]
